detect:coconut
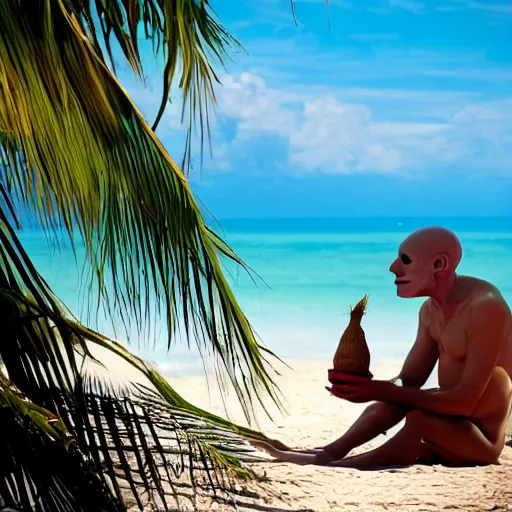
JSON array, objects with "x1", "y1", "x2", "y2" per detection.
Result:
[{"x1": 332, "y1": 295, "x2": 372, "y2": 377}]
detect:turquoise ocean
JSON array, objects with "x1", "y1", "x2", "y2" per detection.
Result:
[{"x1": 17, "y1": 217, "x2": 512, "y2": 377}]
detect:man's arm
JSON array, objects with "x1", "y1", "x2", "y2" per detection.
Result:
[
  {"x1": 379, "y1": 298, "x2": 508, "y2": 416},
  {"x1": 398, "y1": 301, "x2": 439, "y2": 388}
]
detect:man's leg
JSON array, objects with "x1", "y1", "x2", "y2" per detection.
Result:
[
  {"x1": 319, "y1": 401, "x2": 408, "y2": 462},
  {"x1": 329, "y1": 409, "x2": 499, "y2": 470},
  {"x1": 252, "y1": 401, "x2": 408, "y2": 465}
]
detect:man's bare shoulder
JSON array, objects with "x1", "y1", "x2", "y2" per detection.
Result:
[
  {"x1": 458, "y1": 275, "x2": 509, "y2": 307},
  {"x1": 418, "y1": 298, "x2": 433, "y2": 319},
  {"x1": 418, "y1": 299, "x2": 436, "y2": 332},
  {"x1": 461, "y1": 277, "x2": 512, "y2": 333}
]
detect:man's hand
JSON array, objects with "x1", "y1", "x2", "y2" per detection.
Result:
[{"x1": 327, "y1": 380, "x2": 392, "y2": 403}]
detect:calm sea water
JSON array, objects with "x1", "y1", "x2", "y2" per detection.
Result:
[{"x1": 16, "y1": 217, "x2": 512, "y2": 376}]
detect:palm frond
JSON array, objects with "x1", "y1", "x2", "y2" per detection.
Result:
[
  {"x1": 290, "y1": 0, "x2": 330, "y2": 26},
  {"x1": 0, "y1": 372, "x2": 67, "y2": 443},
  {"x1": 0, "y1": 372, "x2": 125, "y2": 512},
  {"x1": 0, "y1": 288, "x2": 269, "y2": 511},
  {"x1": 76, "y1": 319, "x2": 285, "y2": 448},
  {"x1": 0, "y1": 0, "x2": 284, "y2": 425},
  {"x1": 65, "y1": 0, "x2": 240, "y2": 171},
  {"x1": 0, "y1": 213, "x2": 276, "y2": 510},
  {"x1": 72, "y1": 384, "x2": 264, "y2": 510}
]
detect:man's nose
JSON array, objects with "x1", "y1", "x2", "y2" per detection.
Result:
[{"x1": 389, "y1": 259, "x2": 399, "y2": 274}]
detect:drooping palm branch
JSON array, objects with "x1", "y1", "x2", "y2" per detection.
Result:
[
  {"x1": 0, "y1": 0, "x2": 296, "y2": 509},
  {"x1": 0, "y1": 199, "x2": 282, "y2": 510},
  {"x1": 0, "y1": 365, "x2": 266, "y2": 511},
  {"x1": 0, "y1": 0, "x2": 284, "y2": 424},
  {"x1": 0, "y1": 379, "x2": 124, "y2": 512}
]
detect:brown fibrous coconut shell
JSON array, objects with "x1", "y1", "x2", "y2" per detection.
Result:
[{"x1": 332, "y1": 295, "x2": 372, "y2": 377}]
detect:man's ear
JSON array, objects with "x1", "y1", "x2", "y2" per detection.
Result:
[{"x1": 433, "y1": 255, "x2": 448, "y2": 273}]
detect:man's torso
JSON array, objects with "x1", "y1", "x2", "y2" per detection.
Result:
[{"x1": 422, "y1": 276, "x2": 512, "y2": 442}]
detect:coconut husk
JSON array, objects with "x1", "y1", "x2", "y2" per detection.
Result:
[{"x1": 333, "y1": 295, "x2": 371, "y2": 376}]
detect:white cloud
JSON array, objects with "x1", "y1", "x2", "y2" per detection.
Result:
[
  {"x1": 289, "y1": 98, "x2": 404, "y2": 173},
  {"x1": 213, "y1": 72, "x2": 512, "y2": 175},
  {"x1": 453, "y1": 100, "x2": 512, "y2": 123},
  {"x1": 369, "y1": 122, "x2": 452, "y2": 137},
  {"x1": 121, "y1": 67, "x2": 512, "y2": 177},
  {"x1": 216, "y1": 73, "x2": 298, "y2": 138}
]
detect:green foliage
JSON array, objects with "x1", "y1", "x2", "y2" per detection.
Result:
[
  {"x1": 0, "y1": 0, "x2": 293, "y2": 509},
  {"x1": 0, "y1": 0, "x2": 283, "y2": 426}
]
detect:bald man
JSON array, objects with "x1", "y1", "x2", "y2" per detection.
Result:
[{"x1": 254, "y1": 227, "x2": 512, "y2": 468}]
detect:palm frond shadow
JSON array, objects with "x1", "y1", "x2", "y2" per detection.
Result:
[
  {"x1": 0, "y1": 1, "x2": 306, "y2": 508},
  {"x1": 0, "y1": 213, "x2": 281, "y2": 510},
  {"x1": 0, "y1": 0, "x2": 286, "y2": 429},
  {"x1": 76, "y1": 383, "x2": 267, "y2": 510},
  {"x1": 0, "y1": 298, "x2": 278, "y2": 511},
  {"x1": 0, "y1": 397, "x2": 124, "y2": 512}
]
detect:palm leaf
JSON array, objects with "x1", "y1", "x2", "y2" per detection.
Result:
[
  {"x1": 289, "y1": 0, "x2": 330, "y2": 26},
  {"x1": 64, "y1": 0, "x2": 239, "y2": 173},
  {"x1": 0, "y1": 373, "x2": 125, "y2": 512},
  {"x1": 0, "y1": 290, "x2": 269, "y2": 511},
  {"x1": 0, "y1": 0, "x2": 284, "y2": 426},
  {"x1": 0, "y1": 214, "x2": 279, "y2": 510},
  {"x1": 0, "y1": 0, "x2": 327, "y2": 509},
  {"x1": 73, "y1": 385, "x2": 264, "y2": 510}
]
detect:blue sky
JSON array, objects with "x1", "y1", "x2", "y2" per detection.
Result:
[{"x1": 123, "y1": 0, "x2": 512, "y2": 218}]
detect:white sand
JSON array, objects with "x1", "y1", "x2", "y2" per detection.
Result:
[{"x1": 164, "y1": 358, "x2": 512, "y2": 512}]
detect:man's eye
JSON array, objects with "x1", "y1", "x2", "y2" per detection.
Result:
[{"x1": 400, "y1": 254, "x2": 412, "y2": 265}]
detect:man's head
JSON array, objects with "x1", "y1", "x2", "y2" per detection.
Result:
[{"x1": 389, "y1": 227, "x2": 462, "y2": 299}]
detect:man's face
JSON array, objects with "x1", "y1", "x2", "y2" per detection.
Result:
[{"x1": 389, "y1": 243, "x2": 434, "y2": 298}]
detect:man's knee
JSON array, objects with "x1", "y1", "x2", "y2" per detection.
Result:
[
  {"x1": 367, "y1": 401, "x2": 408, "y2": 420},
  {"x1": 404, "y1": 409, "x2": 467, "y2": 434},
  {"x1": 405, "y1": 408, "x2": 473, "y2": 428},
  {"x1": 405, "y1": 409, "x2": 427, "y2": 428},
  {"x1": 490, "y1": 366, "x2": 512, "y2": 392}
]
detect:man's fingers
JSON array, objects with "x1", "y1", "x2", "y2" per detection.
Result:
[
  {"x1": 328, "y1": 389, "x2": 351, "y2": 399},
  {"x1": 330, "y1": 385, "x2": 358, "y2": 393}
]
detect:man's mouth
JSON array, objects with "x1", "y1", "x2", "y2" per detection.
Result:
[{"x1": 394, "y1": 279, "x2": 410, "y2": 285}]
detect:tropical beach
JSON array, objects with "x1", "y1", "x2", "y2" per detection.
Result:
[
  {"x1": 27, "y1": 218, "x2": 512, "y2": 511},
  {"x1": 2, "y1": 0, "x2": 512, "y2": 511},
  {"x1": 167, "y1": 359, "x2": 512, "y2": 512}
]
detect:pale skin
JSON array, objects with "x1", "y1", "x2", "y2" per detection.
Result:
[{"x1": 253, "y1": 227, "x2": 512, "y2": 469}]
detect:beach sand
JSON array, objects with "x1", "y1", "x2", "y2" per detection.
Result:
[{"x1": 163, "y1": 359, "x2": 512, "y2": 512}]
